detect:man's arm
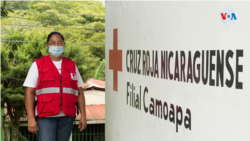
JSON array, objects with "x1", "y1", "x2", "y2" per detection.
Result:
[
  {"x1": 77, "y1": 87, "x2": 87, "y2": 131},
  {"x1": 25, "y1": 87, "x2": 39, "y2": 134}
]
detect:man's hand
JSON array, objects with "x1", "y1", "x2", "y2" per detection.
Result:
[
  {"x1": 28, "y1": 118, "x2": 39, "y2": 134},
  {"x1": 78, "y1": 116, "x2": 87, "y2": 131}
]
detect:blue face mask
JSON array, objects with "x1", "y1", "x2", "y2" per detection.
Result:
[{"x1": 48, "y1": 46, "x2": 64, "y2": 57}]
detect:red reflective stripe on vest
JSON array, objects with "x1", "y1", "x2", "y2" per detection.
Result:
[{"x1": 35, "y1": 55, "x2": 78, "y2": 118}]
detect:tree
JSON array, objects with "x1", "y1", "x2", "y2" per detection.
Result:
[
  {"x1": 2, "y1": 1, "x2": 106, "y2": 60},
  {"x1": 1, "y1": 29, "x2": 99, "y2": 141}
]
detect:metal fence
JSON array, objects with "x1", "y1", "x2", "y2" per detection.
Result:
[
  {"x1": 72, "y1": 124, "x2": 105, "y2": 141},
  {"x1": 19, "y1": 127, "x2": 38, "y2": 141}
]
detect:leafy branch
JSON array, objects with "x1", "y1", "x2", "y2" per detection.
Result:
[{"x1": 1, "y1": 1, "x2": 14, "y2": 17}]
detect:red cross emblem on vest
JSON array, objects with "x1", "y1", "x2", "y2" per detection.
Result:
[{"x1": 70, "y1": 73, "x2": 77, "y2": 80}]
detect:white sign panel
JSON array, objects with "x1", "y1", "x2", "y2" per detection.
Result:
[{"x1": 105, "y1": 2, "x2": 250, "y2": 141}]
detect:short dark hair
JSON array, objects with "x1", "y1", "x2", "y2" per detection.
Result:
[{"x1": 46, "y1": 31, "x2": 65, "y2": 43}]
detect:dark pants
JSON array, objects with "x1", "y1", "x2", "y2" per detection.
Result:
[{"x1": 37, "y1": 116, "x2": 75, "y2": 141}]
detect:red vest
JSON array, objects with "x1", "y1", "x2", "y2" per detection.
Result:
[{"x1": 35, "y1": 55, "x2": 79, "y2": 118}]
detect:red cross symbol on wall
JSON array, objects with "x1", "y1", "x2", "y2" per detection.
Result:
[{"x1": 109, "y1": 28, "x2": 122, "y2": 92}]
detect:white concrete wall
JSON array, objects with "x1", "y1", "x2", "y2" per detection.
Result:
[
  {"x1": 84, "y1": 90, "x2": 105, "y2": 105},
  {"x1": 106, "y1": 1, "x2": 250, "y2": 141}
]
